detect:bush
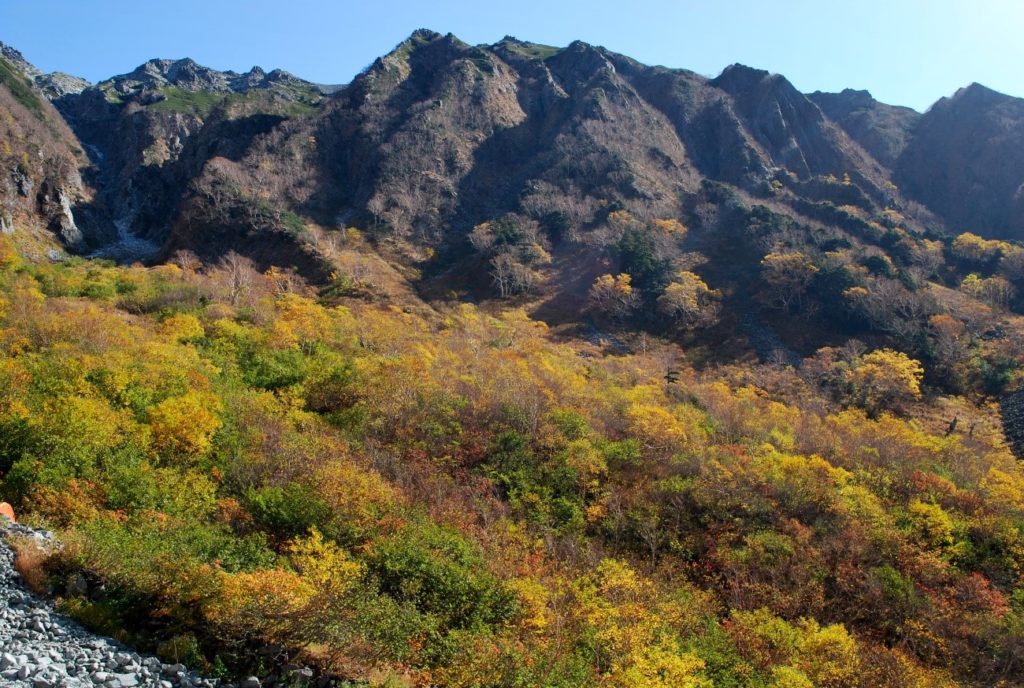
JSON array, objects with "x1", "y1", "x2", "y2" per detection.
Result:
[
  {"x1": 368, "y1": 521, "x2": 517, "y2": 633},
  {"x1": 245, "y1": 483, "x2": 332, "y2": 540},
  {"x1": 240, "y1": 347, "x2": 308, "y2": 390}
]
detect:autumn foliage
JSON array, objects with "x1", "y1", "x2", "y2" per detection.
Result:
[{"x1": 0, "y1": 241, "x2": 1022, "y2": 687}]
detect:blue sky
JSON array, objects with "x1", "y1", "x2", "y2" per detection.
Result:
[{"x1": 2, "y1": 0, "x2": 1021, "y2": 111}]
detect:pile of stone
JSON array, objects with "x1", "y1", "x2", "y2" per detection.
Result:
[
  {"x1": 0, "y1": 520, "x2": 228, "y2": 688},
  {"x1": 0, "y1": 516, "x2": 333, "y2": 687}
]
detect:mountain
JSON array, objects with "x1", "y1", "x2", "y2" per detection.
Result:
[
  {"x1": 140, "y1": 30, "x2": 914, "y2": 296},
  {"x1": 0, "y1": 44, "x2": 104, "y2": 254},
  {"x1": 896, "y1": 83, "x2": 1024, "y2": 239},
  {"x1": 2, "y1": 30, "x2": 1024, "y2": 332},
  {"x1": 4, "y1": 30, "x2": 1024, "y2": 268},
  {"x1": 8, "y1": 30, "x2": 1024, "y2": 688},
  {"x1": 1, "y1": 41, "x2": 90, "y2": 99},
  {"x1": 809, "y1": 88, "x2": 920, "y2": 168},
  {"x1": 50, "y1": 53, "x2": 334, "y2": 265}
]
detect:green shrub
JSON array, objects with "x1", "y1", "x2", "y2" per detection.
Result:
[
  {"x1": 245, "y1": 483, "x2": 331, "y2": 539},
  {"x1": 368, "y1": 520, "x2": 517, "y2": 632}
]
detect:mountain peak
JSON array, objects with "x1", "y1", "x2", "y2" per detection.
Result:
[
  {"x1": 839, "y1": 87, "x2": 875, "y2": 102},
  {"x1": 97, "y1": 55, "x2": 323, "y2": 99},
  {"x1": 950, "y1": 81, "x2": 1011, "y2": 106},
  {"x1": 492, "y1": 36, "x2": 561, "y2": 62},
  {"x1": 407, "y1": 28, "x2": 444, "y2": 43},
  {"x1": 565, "y1": 39, "x2": 601, "y2": 54},
  {"x1": 714, "y1": 63, "x2": 771, "y2": 86},
  {"x1": 0, "y1": 41, "x2": 42, "y2": 79},
  {"x1": 712, "y1": 63, "x2": 805, "y2": 107},
  {"x1": 0, "y1": 40, "x2": 91, "y2": 99},
  {"x1": 712, "y1": 63, "x2": 804, "y2": 102}
]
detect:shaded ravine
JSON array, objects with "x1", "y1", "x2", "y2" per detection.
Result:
[{"x1": 86, "y1": 218, "x2": 161, "y2": 264}]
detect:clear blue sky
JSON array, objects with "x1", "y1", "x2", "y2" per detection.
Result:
[{"x1": 2, "y1": 0, "x2": 1021, "y2": 111}]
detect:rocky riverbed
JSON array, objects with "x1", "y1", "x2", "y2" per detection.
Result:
[{"x1": 0, "y1": 522, "x2": 236, "y2": 688}]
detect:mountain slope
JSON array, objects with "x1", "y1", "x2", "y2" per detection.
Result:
[
  {"x1": 6, "y1": 31, "x2": 1024, "y2": 688},
  {"x1": 5, "y1": 30, "x2": 1024, "y2": 266},
  {"x1": 896, "y1": 83, "x2": 1024, "y2": 238}
]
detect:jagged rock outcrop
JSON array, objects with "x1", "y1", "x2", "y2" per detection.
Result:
[
  {"x1": 809, "y1": 88, "x2": 920, "y2": 168},
  {"x1": 92, "y1": 57, "x2": 333, "y2": 102}
]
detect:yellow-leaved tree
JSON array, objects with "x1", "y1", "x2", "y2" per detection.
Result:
[
  {"x1": 590, "y1": 273, "x2": 639, "y2": 318},
  {"x1": 149, "y1": 392, "x2": 223, "y2": 461},
  {"x1": 760, "y1": 252, "x2": 819, "y2": 311},
  {"x1": 657, "y1": 271, "x2": 721, "y2": 329},
  {"x1": 847, "y1": 349, "x2": 924, "y2": 415}
]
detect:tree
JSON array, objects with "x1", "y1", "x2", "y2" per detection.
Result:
[
  {"x1": 590, "y1": 273, "x2": 639, "y2": 318},
  {"x1": 842, "y1": 278, "x2": 937, "y2": 340},
  {"x1": 616, "y1": 229, "x2": 673, "y2": 294},
  {"x1": 656, "y1": 271, "x2": 721, "y2": 328},
  {"x1": 366, "y1": 193, "x2": 387, "y2": 231},
  {"x1": 170, "y1": 250, "x2": 202, "y2": 274},
  {"x1": 149, "y1": 392, "x2": 223, "y2": 461},
  {"x1": 651, "y1": 218, "x2": 688, "y2": 237},
  {"x1": 847, "y1": 349, "x2": 924, "y2": 414},
  {"x1": 951, "y1": 232, "x2": 1006, "y2": 265},
  {"x1": 907, "y1": 499, "x2": 955, "y2": 550},
  {"x1": 491, "y1": 253, "x2": 541, "y2": 298},
  {"x1": 612, "y1": 641, "x2": 711, "y2": 688},
  {"x1": 216, "y1": 251, "x2": 259, "y2": 307},
  {"x1": 927, "y1": 314, "x2": 970, "y2": 389},
  {"x1": 909, "y1": 239, "x2": 945, "y2": 279},
  {"x1": 760, "y1": 252, "x2": 819, "y2": 311},
  {"x1": 961, "y1": 273, "x2": 1016, "y2": 309},
  {"x1": 999, "y1": 246, "x2": 1024, "y2": 282}
]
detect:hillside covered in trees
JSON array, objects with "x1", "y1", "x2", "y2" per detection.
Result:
[{"x1": 2, "y1": 29, "x2": 1024, "y2": 688}]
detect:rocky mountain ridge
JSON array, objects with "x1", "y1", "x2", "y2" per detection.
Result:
[
  {"x1": 1, "y1": 30, "x2": 1023, "y2": 282},
  {"x1": 92, "y1": 57, "x2": 336, "y2": 102},
  {"x1": 1, "y1": 41, "x2": 90, "y2": 99}
]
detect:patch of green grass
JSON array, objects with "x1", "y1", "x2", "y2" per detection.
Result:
[
  {"x1": 146, "y1": 85, "x2": 321, "y2": 118},
  {"x1": 0, "y1": 57, "x2": 45, "y2": 120},
  {"x1": 147, "y1": 86, "x2": 226, "y2": 116},
  {"x1": 280, "y1": 209, "x2": 307, "y2": 236},
  {"x1": 497, "y1": 40, "x2": 561, "y2": 61}
]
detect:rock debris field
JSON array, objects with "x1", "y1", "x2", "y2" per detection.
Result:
[{"x1": 0, "y1": 522, "x2": 237, "y2": 688}]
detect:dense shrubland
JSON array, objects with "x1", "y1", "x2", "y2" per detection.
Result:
[{"x1": 1, "y1": 233, "x2": 1024, "y2": 687}]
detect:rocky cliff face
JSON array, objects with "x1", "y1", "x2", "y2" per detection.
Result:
[
  {"x1": 49, "y1": 54, "x2": 333, "y2": 261},
  {"x1": 0, "y1": 51, "x2": 109, "y2": 253},
  {"x1": 202, "y1": 32, "x2": 909, "y2": 257}
]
